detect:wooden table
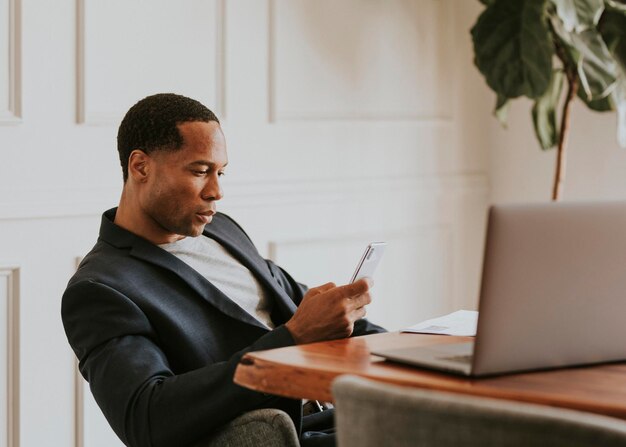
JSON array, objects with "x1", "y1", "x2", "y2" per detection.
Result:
[{"x1": 234, "y1": 332, "x2": 626, "y2": 419}]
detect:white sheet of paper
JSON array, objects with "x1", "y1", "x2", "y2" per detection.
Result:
[{"x1": 402, "y1": 310, "x2": 478, "y2": 336}]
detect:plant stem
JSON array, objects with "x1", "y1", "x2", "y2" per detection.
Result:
[{"x1": 552, "y1": 67, "x2": 579, "y2": 201}]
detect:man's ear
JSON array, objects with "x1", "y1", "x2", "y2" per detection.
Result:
[{"x1": 128, "y1": 150, "x2": 151, "y2": 183}]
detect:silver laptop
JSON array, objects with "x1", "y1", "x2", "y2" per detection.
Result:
[{"x1": 373, "y1": 201, "x2": 626, "y2": 377}]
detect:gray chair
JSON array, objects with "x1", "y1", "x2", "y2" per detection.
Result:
[
  {"x1": 193, "y1": 409, "x2": 300, "y2": 447},
  {"x1": 332, "y1": 375, "x2": 626, "y2": 447}
]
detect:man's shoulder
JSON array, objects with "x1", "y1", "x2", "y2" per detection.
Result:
[{"x1": 68, "y1": 238, "x2": 136, "y2": 289}]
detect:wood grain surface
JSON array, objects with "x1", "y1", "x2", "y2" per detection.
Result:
[{"x1": 234, "y1": 332, "x2": 626, "y2": 419}]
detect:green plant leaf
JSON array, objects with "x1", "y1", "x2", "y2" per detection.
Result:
[
  {"x1": 612, "y1": 77, "x2": 626, "y2": 147},
  {"x1": 605, "y1": 0, "x2": 626, "y2": 13},
  {"x1": 494, "y1": 94, "x2": 510, "y2": 126},
  {"x1": 577, "y1": 85, "x2": 615, "y2": 110},
  {"x1": 599, "y1": 5, "x2": 626, "y2": 145},
  {"x1": 599, "y1": 5, "x2": 626, "y2": 148},
  {"x1": 576, "y1": 29, "x2": 618, "y2": 98},
  {"x1": 550, "y1": 0, "x2": 604, "y2": 32},
  {"x1": 551, "y1": 16, "x2": 617, "y2": 100},
  {"x1": 532, "y1": 70, "x2": 565, "y2": 149},
  {"x1": 599, "y1": 9, "x2": 626, "y2": 71},
  {"x1": 471, "y1": 0, "x2": 554, "y2": 99}
]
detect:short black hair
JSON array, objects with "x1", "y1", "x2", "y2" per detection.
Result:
[{"x1": 117, "y1": 93, "x2": 219, "y2": 182}]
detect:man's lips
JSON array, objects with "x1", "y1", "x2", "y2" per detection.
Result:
[{"x1": 196, "y1": 210, "x2": 215, "y2": 223}]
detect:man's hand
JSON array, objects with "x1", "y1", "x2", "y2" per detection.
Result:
[{"x1": 285, "y1": 278, "x2": 372, "y2": 344}]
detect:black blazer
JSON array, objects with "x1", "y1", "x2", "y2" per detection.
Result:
[{"x1": 62, "y1": 208, "x2": 385, "y2": 447}]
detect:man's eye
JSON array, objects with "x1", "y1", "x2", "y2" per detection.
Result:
[
  {"x1": 192, "y1": 170, "x2": 210, "y2": 175},
  {"x1": 218, "y1": 171, "x2": 226, "y2": 177}
]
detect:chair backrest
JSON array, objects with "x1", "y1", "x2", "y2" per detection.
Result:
[{"x1": 332, "y1": 375, "x2": 626, "y2": 447}]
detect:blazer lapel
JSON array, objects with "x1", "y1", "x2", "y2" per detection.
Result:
[
  {"x1": 129, "y1": 240, "x2": 269, "y2": 330},
  {"x1": 99, "y1": 208, "x2": 297, "y2": 327},
  {"x1": 99, "y1": 209, "x2": 269, "y2": 330},
  {"x1": 203, "y1": 216, "x2": 298, "y2": 318}
]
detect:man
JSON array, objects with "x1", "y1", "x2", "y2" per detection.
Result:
[{"x1": 62, "y1": 93, "x2": 385, "y2": 447}]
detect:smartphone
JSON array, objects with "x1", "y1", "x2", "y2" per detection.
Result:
[{"x1": 349, "y1": 242, "x2": 386, "y2": 283}]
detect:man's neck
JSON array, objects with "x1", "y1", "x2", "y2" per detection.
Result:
[{"x1": 114, "y1": 189, "x2": 184, "y2": 245}]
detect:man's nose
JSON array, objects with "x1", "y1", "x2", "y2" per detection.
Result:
[{"x1": 202, "y1": 177, "x2": 224, "y2": 201}]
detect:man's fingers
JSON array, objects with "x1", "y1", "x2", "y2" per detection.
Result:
[
  {"x1": 355, "y1": 277, "x2": 373, "y2": 291},
  {"x1": 308, "y1": 282, "x2": 336, "y2": 296},
  {"x1": 336, "y1": 277, "x2": 372, "y2": 298},
  {"x1": 354, "y1": 306, "x2": 367, "y2": 320},
  {"x1": 318, "y1": 282, "x2": 336, "y2": 291},
  {"x1": 349, "y1": 291, "x2": 372, "y2": 309}
]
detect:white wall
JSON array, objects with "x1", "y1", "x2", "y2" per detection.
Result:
[
  {"x1": 0, "y1": 1, "x2": 491, "y2": 446},
  {"x1": 488, "y1": 86, "x2": 626, "y2": 203}
]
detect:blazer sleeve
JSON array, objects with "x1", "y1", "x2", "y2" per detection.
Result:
[
  {"x1": 352, "y1": 316, "x2": 387, "y2": 335},
  {"x1": 62, "y1": 279, "x2": 297, "y2": 447}
]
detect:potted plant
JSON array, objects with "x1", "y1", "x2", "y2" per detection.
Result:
[{"x1": 471, "y1": 0, "x2": 626, "y2": 200}]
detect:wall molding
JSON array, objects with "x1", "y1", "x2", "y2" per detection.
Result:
[
  {"x1": 268, "y1": 224, "x2": 453, "y2": 261},
  {"x1": 223, "y1": 173, "x2": 489, "y2": 210},
  {"x1": 73, "y1": 257, "x2": 84, "y2": 447},
  {"x1": 0, "y1": 0, "x2": 22, "y2": 124},
  {"x1": 0, "y1": 185, "x2": 121, "y2": 220},
  {"x1": 267, "y1": 0, "x2": 454, "y2": 123},
  {"x1": 215, "y1": 0, "x2": 226, "y2": 120},
  {"x1": 0, "y1": 173, "x2": 488, "y2": 220},
  {"x1": 76, "y1": 0, "x2": 226, "y2": 124},
  {"x1": 75, "y1": 0, "x2": 85, "y2": 124},
  {"x1": 1, "y1": 266, "x2": 20, "y2": 447},
  {"x1": 267, "y1": 0, "x2": 276, "y2": 123},
  {"x1": 74, "y1": 359, "x2": 84, "y2": 447}
]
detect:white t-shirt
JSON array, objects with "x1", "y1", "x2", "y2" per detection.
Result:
[{"x1": 159, "y1": 235, "x2": 275, "y2": 329}]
